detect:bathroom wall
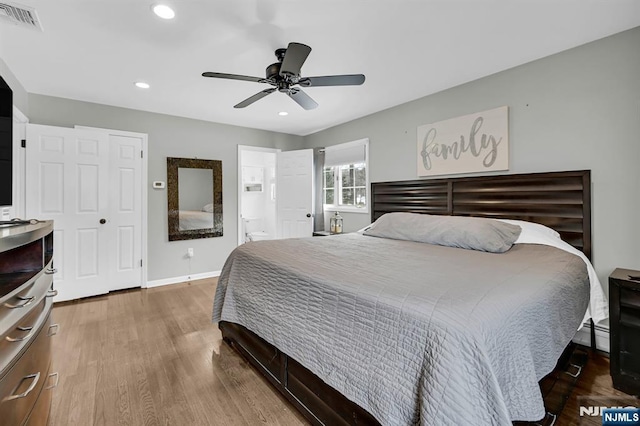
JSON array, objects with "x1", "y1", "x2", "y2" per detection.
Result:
[{"x1": 241, "y1": 150, "x2": 277, "y2": 240}]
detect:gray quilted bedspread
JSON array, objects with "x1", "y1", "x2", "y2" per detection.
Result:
[{"x1": 212, "y1": 234, "x2": 589, "y2": 426}]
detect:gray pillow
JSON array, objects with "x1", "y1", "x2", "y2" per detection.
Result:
[{"x1": 363, "y1": 212, "x2": 521, "y2": 253}]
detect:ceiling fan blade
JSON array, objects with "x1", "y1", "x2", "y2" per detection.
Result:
[
  {"x1": 299, "y1": 74, "x2": 366, "y2": 87},
  {"x1": 280, "y1": 42, "x2": 312, "y2": 77},
  {"x1": 202, "y1": 72, "x2": 265, "y2": 83},
  {"x1": 288, "y1": 88, "x2": 318, "y2": 110},
  {"x1": 234, "y1": 88, "x2": 277, "y2": 108}
]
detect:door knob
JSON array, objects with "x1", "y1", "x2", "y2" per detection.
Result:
[
  {"x1": 100, "y1": 219, "x2": 106, "y2": 224},
  {"x1": 306, "y1": 213, "x2": 311, "y2": 218}
]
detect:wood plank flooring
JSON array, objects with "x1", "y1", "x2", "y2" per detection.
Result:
[
  {"x1": 49, "y1": 278, "x2": 306, "y2": 426},
  {"x1": 48, "y1": 278, "x2": 632, "y2": 426}
]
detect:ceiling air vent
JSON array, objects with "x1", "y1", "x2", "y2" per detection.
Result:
[{"x1": 0, "y1": 1, "x2": 43, "y2": 31}]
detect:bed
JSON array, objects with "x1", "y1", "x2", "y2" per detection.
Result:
[{"x1": 212, "y1": 170, "x2": 606, "y2": 425}]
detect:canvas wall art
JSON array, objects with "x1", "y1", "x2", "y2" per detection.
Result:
[{"x1": 417, "y1": 106, "x2": 509, "y2": 177}]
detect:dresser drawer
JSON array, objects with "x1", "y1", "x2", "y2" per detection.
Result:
[
  {"x1": 0, "y1": 312, "x2": 52, "y2": 426},
  {"x1": 621, "y1": 286, "x2": 640, "y2": 309},
  {"x1": 24, "y1": 363, "x2": 56, "y2": 426},
  {"x1": 0, "y1": 296, "x2": 53, "y2": 377},
  {"x1": 0, "y1": 265, "x2": 54, "y2": 336}
]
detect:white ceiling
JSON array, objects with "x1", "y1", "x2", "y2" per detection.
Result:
[{"x1": 1, "y1": 1, "x2": 639, "y2": 136}]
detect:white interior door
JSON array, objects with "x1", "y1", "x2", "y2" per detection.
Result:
[
  {"x1": 26, "y1": 124, "x2": 110, "y2": 301},
  {"x1": 108, "y1": 134, "x2": 143, "y2": 291},
  {"x1": 276, "y1": 149, "x2": 314, "y2": 239}
]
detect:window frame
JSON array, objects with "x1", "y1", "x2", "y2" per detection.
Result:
[{"x1": 322, "y1": 139, "x2": 369, "y2": 214}]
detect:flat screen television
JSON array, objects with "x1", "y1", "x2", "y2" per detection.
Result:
[{"x1": 0, "y1": 76, "x2": 12, "y2": 207}]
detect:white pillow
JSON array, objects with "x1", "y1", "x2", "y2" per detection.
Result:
[
  {"x1": 202, "y1": 203, "x2": 214, "y2": 213},
  {"x1": 496, "y1": 219, "x2": 560, "y2": 243}
]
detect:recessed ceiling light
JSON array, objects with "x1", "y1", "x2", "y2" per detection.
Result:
[
  {"x1": 152, "y1": 4, "x2": 175, "y2": 19},
  {"x1": 135, "y1": 82, "x2": 150, "y2": 89},
  {"x1": 278, "y1": 111, "x2": 288, "y2": 116}
]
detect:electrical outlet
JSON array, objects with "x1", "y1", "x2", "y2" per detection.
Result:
[{"x1": 187, "y1": 248, "x2": 194, "y2": 258}]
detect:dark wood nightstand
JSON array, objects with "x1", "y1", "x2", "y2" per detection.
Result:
[
  {"x1": 312, "y1": 231, "x2": 332, "y2": 237},
  {"x1": 609, "y1": 267, "x2": 640, "y2": 395}
]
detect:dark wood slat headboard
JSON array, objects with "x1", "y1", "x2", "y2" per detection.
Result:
[{"x1": 371, "y1": 170, "x2": 591, "y2": 259}]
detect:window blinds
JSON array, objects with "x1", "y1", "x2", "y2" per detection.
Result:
[{"x1": 324, "y1": 139, "x2": 368, "y2": 167}]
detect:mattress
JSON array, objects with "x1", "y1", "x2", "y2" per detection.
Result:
[{"x1": 212, "y1": 234, "x2": 590, "y2": 425}]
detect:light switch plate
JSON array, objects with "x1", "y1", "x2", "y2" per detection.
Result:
[{"x1": 153, "y1": 181, "x2": 165, "y2": 189}]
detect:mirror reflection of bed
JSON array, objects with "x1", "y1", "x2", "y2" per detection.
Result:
[{"x1": 178, "y1": 167, "x2": 214, "y2": 231}]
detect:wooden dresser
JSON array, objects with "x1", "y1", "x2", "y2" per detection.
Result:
[
  {"x1": 0, "y1": 221, "x2": 58, "y2": 425},
  {"x1": 609, "y1": 267, "x2": 640, "y2": 396}
]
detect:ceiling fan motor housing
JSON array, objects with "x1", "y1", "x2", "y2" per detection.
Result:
[
  {"x1": 267, "y1": 47, "x2": 296, "y2": 81},
  {"x1": 265, "y1": 62, "x2": 282, "y2": 80},
  {"x1": 266, "y1": 63, "x2": 294, "y2": 92}
]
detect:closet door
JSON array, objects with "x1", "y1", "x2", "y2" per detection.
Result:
[
  {"x1": 26, "y1": 125, "x2": 145, "y2": 301},
  {"x1": 26, "y1": 124, "x2": 110, "y2": 301}
]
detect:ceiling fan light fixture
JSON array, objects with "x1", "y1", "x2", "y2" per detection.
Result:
[
  {"x1": 278, "y1": 111, "x2": 288, "y2": 116},
  {"x1": 152, "y1": 4, "x2": 175, "y2": 19},
  {"x1": 135, "y1": 81, "x2": 150, "y2": 89}
]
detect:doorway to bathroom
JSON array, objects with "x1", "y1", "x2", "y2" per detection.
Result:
[
  {"x1": 238, "y1": 145, "x2": 279, "y2": 245},
  {"x1": 238, "y1": 145, "x2": 315, "y2": 246}
]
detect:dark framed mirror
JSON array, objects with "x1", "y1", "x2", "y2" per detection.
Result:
[{"x1": 167, "y1": 157, "x2": 223, "y2": 241}]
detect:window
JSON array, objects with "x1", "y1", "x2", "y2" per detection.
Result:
[{"x1": 323, "y1": 139, "x2": 369, "y2": 213}]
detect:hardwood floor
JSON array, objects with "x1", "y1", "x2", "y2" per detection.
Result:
[
  {"x1": 48, "y1": 278, "x2": 633, "y2": 426},
  {"x1": 49, "y1": 278, "x2": 306, "y2": 426},
  {"x1": 556, "y1": 351, "x2": 637, "y2": 426}
]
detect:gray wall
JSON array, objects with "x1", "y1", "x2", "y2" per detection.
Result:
[
  {"x1": 0, "y1": 57, "x2": 28, "y2": 115},
  {"x1": 304, "y1": 26, "x2": 640, "y2": 289},
  {"x1": 27, "y1": 94, "x2": 303, "y2": 281}
]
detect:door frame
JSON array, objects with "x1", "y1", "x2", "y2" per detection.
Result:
[
  {"x1": 9, "y1": 105, "x2": 29, "y2": 220},
  {"x1": 237, "y1": 145, "x2": 281, "y2": 246},
  {"x1": 75, "y1": 126, "x2": 149, "y2": 288}
]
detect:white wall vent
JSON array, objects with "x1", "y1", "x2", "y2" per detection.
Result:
[{"x1": 0, "y1": 1, "x2": 43, "y2": 31}]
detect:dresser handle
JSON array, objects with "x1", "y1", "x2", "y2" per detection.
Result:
[
  {"x1": 46, "y1": 372, "x2": 59, "y2": 390},
  {"x1": 5, "y1": 326, "x2": 35, "y2": 342},
  {"x1": 48, "y1": 324, "x2": 60, "y2": 336},
  {"x1": 46, "y1": 289, "x2": 58, "y2": 298},
  {"x1": 4, "y1": 296, "x2": 36, "y2": 309},
  {"x1": 546, "y1": 412, "x2": 557, "y2": 426},
  {"x1": 3, "y1": 372, "x2": 40, "y2": 401},
  {"x1": 565, "y1": 363, "x2": 583, "y2": 378},
  {"x1": 44, "y1": 268, "x2": 57, "y2": 275}
]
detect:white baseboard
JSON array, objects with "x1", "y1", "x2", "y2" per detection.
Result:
[
  {"x1": 145, "y1": 270, "x2": 221, "y2": 288},
  {"x1": 573, "y1": 322, "x2": 610, "y2": 353}
]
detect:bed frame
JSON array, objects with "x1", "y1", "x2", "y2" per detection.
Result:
[{"x1": 219, "y1": 170, "x2": 593, "y2": 426}]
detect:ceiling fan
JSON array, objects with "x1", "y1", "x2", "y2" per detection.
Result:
[{"x1": 202, "y1": 42, "x2": 365, "y2": 110}]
